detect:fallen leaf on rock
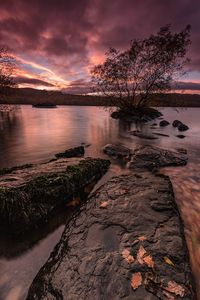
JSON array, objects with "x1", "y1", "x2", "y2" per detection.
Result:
[
  {"x1": 126, "y1": 255, "x2": 135, "y2": 264},
  {"x1": 131, "y1": 272, "x2": 142, "y2": 290},
  {"x1": 136, "y1": 246, "x2": 154, "y2": 268},
  {"x1": 99, "y1": 201, "x2": 108, "y2": 208},
  {"x1": 163, "y1": 290, "x2": 176, "y2": 300},
  {"x1": 143, "y1": 255, "x2": 154, "y2": 268},
  {"x1": 138, "y1": 235, "x2": 147, "y2": 242},
  {"x1": 165, "y1": 281, "x2": 185, "y2": 297},
  {"x1": 137, "y1": 245, "x2": 147, "y2": 264},
  {"x1": 122, "y1": 249, "x2": 135, "y2": 264},
  {"x1": 164, "y1": 256, "x2": 175, "y2": 266}
]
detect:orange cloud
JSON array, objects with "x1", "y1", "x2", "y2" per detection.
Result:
[{"x1": 13, "y1": 55, "x2": 70, "y2": 89}]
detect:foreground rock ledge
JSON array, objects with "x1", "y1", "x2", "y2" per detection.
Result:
[
  {"x1": 27, "y1": 171, "x2": 194, "y2": 299},
  {"x1": 0, "y1": 157, "x2": 110, "y2": 234}
]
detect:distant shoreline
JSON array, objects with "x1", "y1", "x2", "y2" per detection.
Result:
[{"x1": 1, "y1": 87, "x2": 200, "y2": 107}]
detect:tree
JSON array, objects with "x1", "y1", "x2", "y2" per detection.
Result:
[
  {"x1": 0, "y1": 46, "x2": 16, "y2": 99},
  {"x1": 91, "y1": 25, "x2": 191, "y2": 112}
]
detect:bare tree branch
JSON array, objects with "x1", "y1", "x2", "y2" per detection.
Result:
[{"x1": 91, "y1": 25, "x2": 191, "y2": 111}]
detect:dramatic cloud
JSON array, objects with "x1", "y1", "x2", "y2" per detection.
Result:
[
  {"x1": 62, "y1": 79, "x2": 91, "y2": 94},
  {"x1": 14, "y1": 76, "x2": 55, "y2": 87},
  {"x1": 0, "y1": 0, "x2": 200, "y2": 93},
  {"x1": 173, "y1": 81, "x2": 200, "y2": 91}
]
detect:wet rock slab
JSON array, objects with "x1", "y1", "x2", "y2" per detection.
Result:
[
  {"x1": 55, "y1": 146, "x2": 85, "y2": 158},
  {"x1": 0, "y1": 157, "x2": 110, "y2": 234},
  {"x1": 27, "y1": 172, "x2": 194, "y2": 299},
  {"x1": 103, "y1": 144, "x2": 132, "y2": 159},
  {"x1": 128, "y1": 145, "x2": 188, "y2": 171}
]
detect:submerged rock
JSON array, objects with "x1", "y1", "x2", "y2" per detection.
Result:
[
  {"x1": 152, "y1": 132, "x2": 169, "y2": 137},
  {"x1": 103, "y1": 144, "x2": 132, "y2": 159},
  {"x1": 176, "y1": 134, "x2": 186, "y2": 139},
  {"x1": 172, "y1": 120, "x2": 182, "y2": 128},
  {"x1": 176, "y1": 148, "x2": 187, "y2": 155},
  {"x1": 128, "y1": 145, "x2": 187, "y2": 170},
  {"x1": 0, "y1": 157, "x2": 110, "y2": 234},
  {"x1": 130, "y1": 130, "x2": 158, "y2": 140},
  {"x1": 55, "y1": 146, "x2": 85, "y2": 158},
  {"x1": 159, "y1": 120, "x2": 170, "y2": 127},
  {"x1": 172, "y1": 120, "x2": 189, "y2": 131},
  {"x1": 27, "y1": 172, "x2": 194, "y2": 300},
  {"x1": 81, "y1": 142, "x2": 91, "y2": 148},
  {"x1": 178, "y1": 123, "x2": 189, "y2": 132}
]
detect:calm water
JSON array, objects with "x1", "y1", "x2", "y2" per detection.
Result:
[{"x1": 0, "y1": 105, "x2": 199, "y2": 299}]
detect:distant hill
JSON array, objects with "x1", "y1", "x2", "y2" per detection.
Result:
[
  {"x1": 1, "y1": 87, "x2": 200, "y2": 107},
  {"x1": 0, "y1": 88, "x2": 107, "y2": 106}
]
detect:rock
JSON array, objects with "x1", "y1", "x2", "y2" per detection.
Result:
[
  {"x1": 111, "y1": 111, "x2": 121, "y2": 119},
  {"x1": 159, "y1": 120, "x2": 170, "y2": 127},
  {"x1": 103, "y1": 144, "x2": 132, "y2": 159},
  {"x1": 176, "y1": 148, "x2": 187, "y2": 154},
  {"x1": 172, "y1": 120, "x2": 189, "y2": 131},
  {"x1": 0, "y1": 157, "x2": 110, "y2": 234},
  {"x1": 178, "y1": 123, "x2": 189, "y2": 131},
  {"x1": 172, "y1": 120, "x2": 182, "y2": 128},
  {"x1": 55, "y1": 146, "x2": 85, "y2": 158},
  {"x1": 81, "y1": 142, "x2": 91, "y2": 148},
  {"x1": 27, "y1": 172, "x2": 194, "y2": 300},
  {"x1": 128, "y1": 145, "x2": 187, "y2": 171},
  {"x1": 111, "y1": 107, "x2": 162, "y2": 122},
  {"x1": 32, "y1": 103, "x2": 57, "y2": 108},
  {"x1": 150, "y1": 123, "x2": 158, "y2": 129},
  {"x1": 176, "y1": 134, "x2": 186, "y2": 139},
  {"x1": 130, "y1": 130, "x2": 158, "y2": 140},
  {"x1": 152, "y1": 132, "x2": 169, "y2": 137}
]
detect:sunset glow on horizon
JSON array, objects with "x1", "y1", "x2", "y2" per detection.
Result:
[{"x1": 1, "y1": 0, "x2": 200, "y2": 93}]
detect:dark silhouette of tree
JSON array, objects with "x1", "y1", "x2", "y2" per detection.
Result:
[
  {"x1": 0, "y1": 46, "x2": 16, "y2": 99},
  {"x1": 91, "y1": 25, "x2": 191, "y2": 111}
]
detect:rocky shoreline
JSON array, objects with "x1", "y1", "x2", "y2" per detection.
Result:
[
  {"x1": 26, "y1": 145, "x2": 195, "y2": 299},
  {"x1": 0, "y1": 157, "x2": 110, "y2": 235}
]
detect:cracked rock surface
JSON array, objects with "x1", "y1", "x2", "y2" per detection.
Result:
[{"x1": 27, "y1": 171, "x2": 194, "y2": 299}]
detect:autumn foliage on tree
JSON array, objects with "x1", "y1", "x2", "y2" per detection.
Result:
[
  {"x1": 91, "y1": 25, "x2": 191, "y2": 111},
  {"x1": 0, "y1": 46, "x2": 16, "y2": 98}
]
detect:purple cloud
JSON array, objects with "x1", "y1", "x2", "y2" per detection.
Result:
[
  {"x1": 0, "y1": 0, "x2": 200, "y2": 93},
  {"x1": 14, "y1": 76, "x2": 55, "y2": 87}
]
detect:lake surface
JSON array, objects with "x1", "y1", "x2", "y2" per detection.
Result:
[{"x1": 0, "y1": 105, "x2": 199, "y2": 299}]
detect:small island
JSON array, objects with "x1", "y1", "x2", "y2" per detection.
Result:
[{"x1": 32, "y1": 103, "x2": 57, "y2": 108}]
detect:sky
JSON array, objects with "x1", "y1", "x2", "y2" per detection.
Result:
[{"x1": 1, "y1": 0, "x2": 200, "y2": 94}]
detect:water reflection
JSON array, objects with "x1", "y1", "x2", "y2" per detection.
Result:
[
  {"x1": 163, "y1": 162, "x2": 200, "y2": 297},
  {"x1": 0, "y1": 105, "x2": 199, "y2": 299}
]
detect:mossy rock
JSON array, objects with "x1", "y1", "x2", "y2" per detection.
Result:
[{"x1": 0, "y1": 158, "x2": 110, "y2": 234}]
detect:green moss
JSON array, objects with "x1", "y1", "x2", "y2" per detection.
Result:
[{"x1": 0, "y1": 158, "x2": 110, "y2": 234}]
